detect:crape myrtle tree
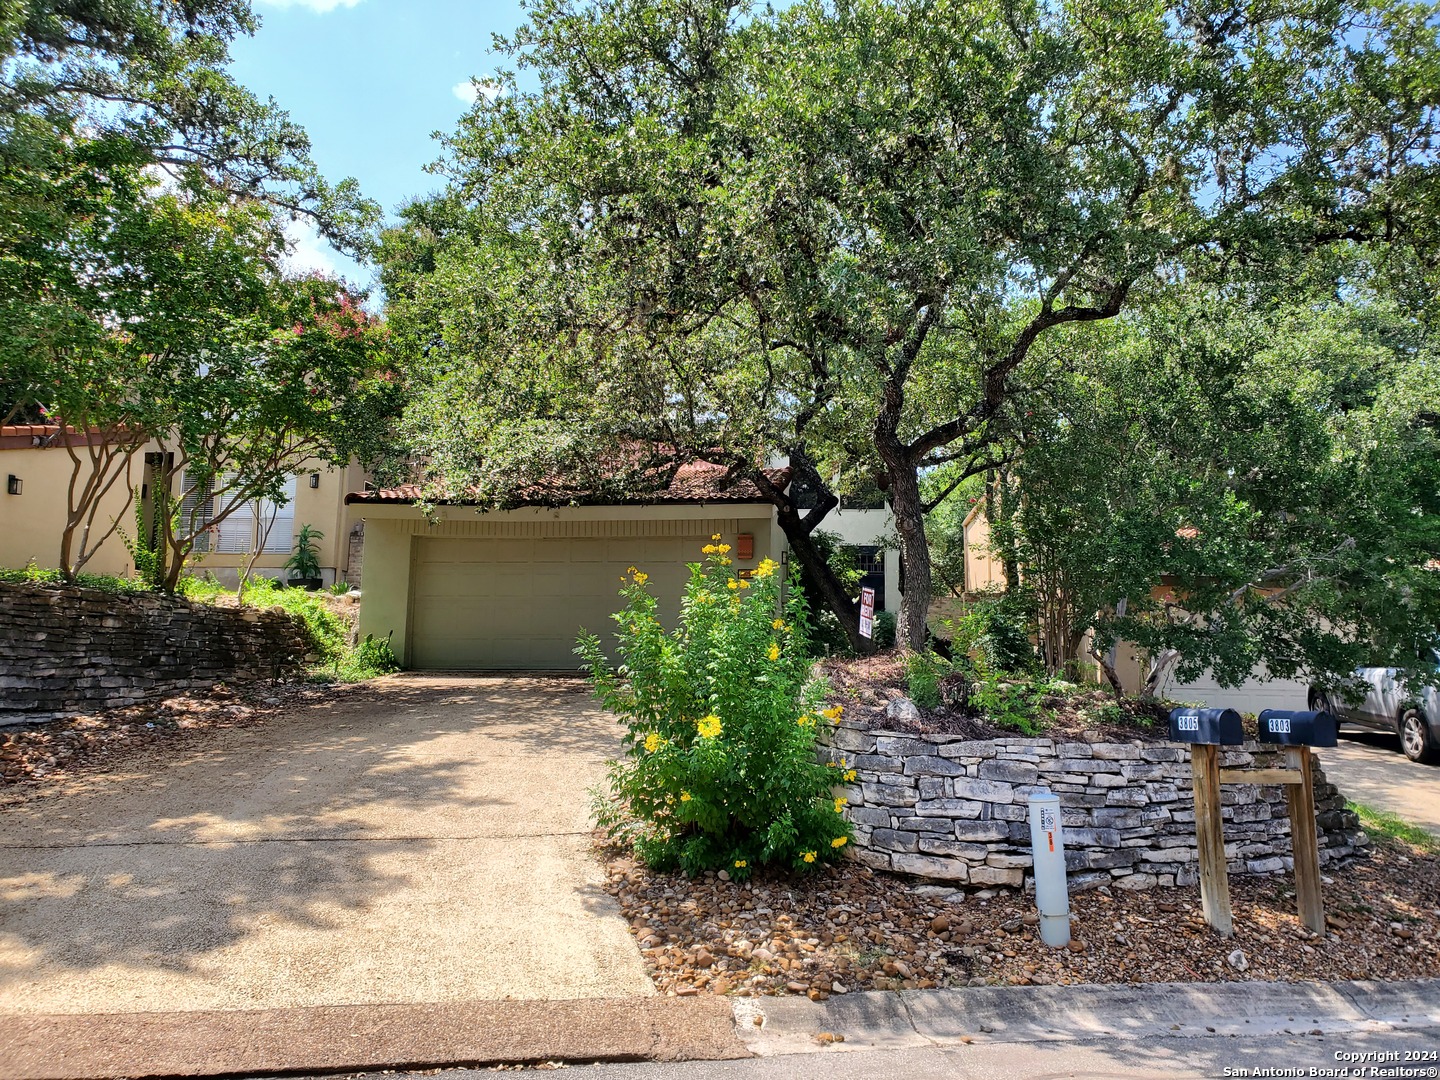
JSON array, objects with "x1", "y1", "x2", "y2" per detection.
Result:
[
  {"x1": 1, "y1": 0, "x2": 391, "y2": 583},
  {"x1": 1, "y1": 0, "x2": 379, "y2": 423},
  {"x1": 995, "y1": 290, "x2": 1440, "y2": 699},
  {"x1": 386, "y1": 0, "x2": 1439, "y2": 649}
]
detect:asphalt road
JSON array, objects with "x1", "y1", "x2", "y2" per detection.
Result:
[{"x1": 1318, "y1": 730, "x2": 1440, "y2": 838}]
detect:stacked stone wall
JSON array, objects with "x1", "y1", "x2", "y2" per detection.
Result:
[
  {"x1": 0, "y1": 581, "x2": 308, "y2": 725},
  {"x1": 821, "y1": 718, "x2": 1367, "y2": 892}
]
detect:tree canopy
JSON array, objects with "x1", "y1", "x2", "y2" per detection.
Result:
[{"x1": 383, "y1": 0, "x2": 1440, "y2": 650}]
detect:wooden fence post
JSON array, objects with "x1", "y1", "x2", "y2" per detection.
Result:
[{"x1": 1190, "y1": 743, "x2": 1233, "y2": 937}]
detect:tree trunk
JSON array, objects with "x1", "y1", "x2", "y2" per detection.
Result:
[
  {"x1": 1142, "y1": 648, "x2": 1180, "y2": 700},
  {"x1": 1089, "y1": 642, "x2": 1125, "y2": 697},
  {"x1": 876, "y1": 437, "x2": 931, "y2": 651},
  {"x1": 751, "y1": 463, "x2": 872, "y2": 656}
]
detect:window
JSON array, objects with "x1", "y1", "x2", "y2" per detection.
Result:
[
  {"x1": 844, "y1": 544, "x2": 886, "y2": 610},
  {"x1": 177, "y1": 471, "x2": 299, "y2": 555}
]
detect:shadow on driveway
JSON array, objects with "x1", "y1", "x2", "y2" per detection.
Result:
[{"x1": 0, "y1": 675, "x2": 652, "y2": 1014}]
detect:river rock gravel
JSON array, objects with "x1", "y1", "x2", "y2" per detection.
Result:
[{"x1": 600, "y1": 839, "x2": 1440, "y2": 997}]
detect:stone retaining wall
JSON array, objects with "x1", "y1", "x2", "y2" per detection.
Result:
[
  {"x1": 820, "y1": 717, "x2": 1367, "y2": 892},
  {"x1": 0, "y1": 581, "x2": 309, "y2": 725}
]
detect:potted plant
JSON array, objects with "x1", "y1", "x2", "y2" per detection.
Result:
[{"x1": 283, "y1": 524, "x2": 325, "y2": 590}]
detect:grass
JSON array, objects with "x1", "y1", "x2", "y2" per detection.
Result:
[
  {"x1": 1345, "y1": 800, "x2": 1439, "y2": 854},
  {"x1": 0, "y1": 563, "x2": 151, "y2": 595}
]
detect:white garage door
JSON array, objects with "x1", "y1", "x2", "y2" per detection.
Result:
[
  {"x1": 1161, "y1": 665, "x2": 1310, "y2": 714},
  {"x1": 409, "y1": 532, "x2": 712, "y2": 670}
]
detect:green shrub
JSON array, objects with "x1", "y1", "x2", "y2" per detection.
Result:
[
  {"x1": 905, "y1": 649, "x2": 954, "y2": 710},
  {"x1": 176, "y1": 573, "x2": 229, "y2": 603},
  {"x1": 872, "y1": 610, "x2": 897, "y2": 649},
  {"x1": 949, "y1": 592, "x2": 1037, "y2": 673},
  {"x1": 241, "y1": 576, "x2": 347, "y2": 663},
  {"x1": 0, "y1": 562, "x2": 149, "y2": 595},
  {"x1": 338, "y1": 632, "x2": 401, "y2": 681},
  {"x1": 580, "y1": 540, "x2": 853, "y2": 878},
  {"x1": 972, "y1": 674, "x2": 1048, "y2": 734}
]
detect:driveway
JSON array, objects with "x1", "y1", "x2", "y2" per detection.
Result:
[
  {"x1": 0, "y1": 675, "x2": 652, "y2": 1015},
  {"x1": 1318, "y1": 731, "x2": 1440, "y2": 838}
]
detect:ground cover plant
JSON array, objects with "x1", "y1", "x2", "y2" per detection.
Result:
[{"x1": 581, "y1": 542, "x2": 851, "y2": 877}]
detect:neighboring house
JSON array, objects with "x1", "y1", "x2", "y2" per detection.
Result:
[
  {"x1": 347, "y1": 461, "x2": 900, "y2": 670},
  {"x1": 0, "y1": 424, "x2": 364, "y2": 587},
  {"x1": 958, "y1": 500, "x2": 1309, "y2": 710}
]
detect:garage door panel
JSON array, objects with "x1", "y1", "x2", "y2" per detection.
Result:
[{"x1": 409, "y1": 532, "x2": 715, "y2": 670}]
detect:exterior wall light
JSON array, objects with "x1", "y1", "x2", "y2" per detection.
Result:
[
  {"x1": 309, "y1": 473, "x2": 320, "y2": 489},
  {"x1": 6, "y1": 475, "x2": 20, "y2": 496}
]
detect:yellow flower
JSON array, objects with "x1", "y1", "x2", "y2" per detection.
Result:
[
  {"x1": 632, "y1": 571, "x2": 649, "y2": 585},
  {"x1": 831, "y1": 836, "x2": 848, "y2": 848},
  {"x1": 844, "y1": 769, "x2": 857, "y2": 782},
  {"x1": 717, "y1": 557, "x2": 732, "y2": 566},
  {"x1": 754, "y1": 558, "x2": 779, "y2": 578},
  {"x1": 627, "y1": 566, "x2": 638, "y2": 574},
  {"x1": 737, "y1": 579, "x2": 751, "y2": 589},
  {"x1": 797, "y1": 715, "x2": 814, "y2": 727},
  {"x1": 834, "y1": 797, "x2": 848, "y2": 813},
  {"x1": 717, "y1": 544, "x2": 731, "y2": 554},
  {"x1": 767, "y1": 643, "x2": 780, "y2": 661},
  {"x1": 821, "y1": 705, "x2": 844, "y2": 721},
  {"x1": 734, "y1": 859, "x2": 747, "y2": 868},
  {"x1": 711, "y1": 533, "x2": 722, "y2": 542},
  {"x1": 702, "y1": 544, "x2": 718, "y2": 555},
  {"x1": 697, "y1": 714, "x2": 722, "y2": 739},
  {"x1": 644, "y1": 733, "x2": 662, "y2": 753},
  {"x1": 802, "y1": 851, "x2": 816, "y2": 863},
  {"x1": 772, "y1": 618, "x2": 785, "y2": 630},
  {"x1": 680, "y1": 791, "x2": 692, "y2": 802},
  {"x1": 726, "y1": 580, "x2": 739, "y2": 590}
]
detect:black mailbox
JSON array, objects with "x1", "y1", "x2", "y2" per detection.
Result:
[
  {"x1": 1168, "y1": 707, "x2": 1245, "y2": 745},
  {"x1": 1257, "y1": 709, "x2": 1338, "y2": 747}
]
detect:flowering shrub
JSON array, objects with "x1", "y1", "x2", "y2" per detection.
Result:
[{"x1": 580, "y1": 538, "x2": 852, "y2": 878}]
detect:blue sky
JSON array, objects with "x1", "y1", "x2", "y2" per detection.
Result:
[{"x1": 230, "y1": 0, "x2": 529, "y2": 291}]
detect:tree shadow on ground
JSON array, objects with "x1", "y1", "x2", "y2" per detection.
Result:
[{"x1": 0, "y1": 675, "x2": 633, "y2": 1006}]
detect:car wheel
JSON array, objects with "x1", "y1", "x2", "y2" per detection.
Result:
[{"x1": 1398, "y1": 709, "x2": 1439, "y2": 764}]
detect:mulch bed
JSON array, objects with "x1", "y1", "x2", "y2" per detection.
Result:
[
  {"x1": 601, "y1": 838, "x2": 1440, "y2": 998},
  {"x1": 0, "y1": 680, "x2": 329, "y2": 804},
  {"x1": 818, "y1": 653, "x2": 1179, "y2": 742}
]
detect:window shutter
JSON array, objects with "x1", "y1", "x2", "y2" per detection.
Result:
[
  {"x1": 179, "y1": 471, "x2": 214, "y2": 554},
  {"x1": 261, "y1": 475, "x2": 298, "y2": 554}
]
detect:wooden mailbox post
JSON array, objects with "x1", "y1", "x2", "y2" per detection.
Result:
[{"x1": 1168, "y1": 707, "x2": 1335, "y2": 938}]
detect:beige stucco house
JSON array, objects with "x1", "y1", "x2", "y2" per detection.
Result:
[
  {"x1": 346, "y1": 462, "x2": 900, "y2": 671},
  {"x1": 0, "y1": 423, "x2": 362, "y2": 587}
]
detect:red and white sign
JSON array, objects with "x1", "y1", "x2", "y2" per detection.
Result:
[{"x1": 859, "y1": 586, "x2": 876, "y2": 639}]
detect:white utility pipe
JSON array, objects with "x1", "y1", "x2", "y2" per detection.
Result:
[{"x1": 1028, "y1": 790, "x2": 1072, "y2": 948}]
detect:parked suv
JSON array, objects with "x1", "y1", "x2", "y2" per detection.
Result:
[{"x1": 1310, "y1": 651, "x2": 1440, "y2": 764}]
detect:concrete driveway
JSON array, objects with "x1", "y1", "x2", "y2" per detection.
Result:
[
  {"x1": 0, "y1": 675, "x2": 652, "y2": 1015},
  {"x1": 1318, "y1": 731, "x2": 1440, "y2": 838}
]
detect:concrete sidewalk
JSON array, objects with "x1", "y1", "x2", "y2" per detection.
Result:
[
  {"x1": 3, "y1": 979, "x2": 1435, "y2": 1079},
  {"x1": 733, "y1": 977, "x2": 1440, "y2": 1057}
]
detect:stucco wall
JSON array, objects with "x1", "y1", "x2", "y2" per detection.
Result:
[
  {"x1": 0, "y1": 441, "x2": 157, "y2": 577},
  {"x1": 821, "y1": 718, "x2": 1367, "y2": 892},
  {"x1": 0, "y1": 581, "x2": 308, "y2": 725}
]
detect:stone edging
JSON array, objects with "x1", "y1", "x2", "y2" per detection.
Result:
[{"x1": 819, "y1": 718, "x2": 1368, "y2": 893}]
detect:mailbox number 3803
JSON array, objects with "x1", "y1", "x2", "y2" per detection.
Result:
[{"x1": 1269, "y1": 717, "x2": 1292, "y2": 734}]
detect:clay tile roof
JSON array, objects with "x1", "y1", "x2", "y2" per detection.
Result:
[{"x1": 347, "y1": 461, "x2": 789, "y2": 507}]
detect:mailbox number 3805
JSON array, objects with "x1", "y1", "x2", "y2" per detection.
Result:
[{"x1": 1177, "y1": 715, "x2": 1199, "y2": 732}]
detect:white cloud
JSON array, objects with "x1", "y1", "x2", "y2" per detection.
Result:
[
  {"x1": 452, "y1": 77, "x2": 502, "y2": 107},
  {"x1": 255, "y1": 0, "x2": 363, "y2": 13},
  {"x1": 283, "y1": 219, "x2": 341, "y2": 279}
]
